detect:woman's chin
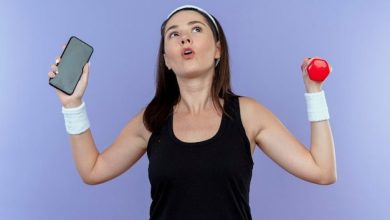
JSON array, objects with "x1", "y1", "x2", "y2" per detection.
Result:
[{"x1": 175, "y1": 66, "x2": 214, "y2": 79}]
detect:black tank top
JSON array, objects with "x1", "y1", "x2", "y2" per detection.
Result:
[{"x1": 147, "y1": 95, "x2": 254, "y2": 220}]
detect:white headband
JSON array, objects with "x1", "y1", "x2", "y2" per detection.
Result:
[{"x1": 166, "y1": 5, "x2": 219, "y2": 37}]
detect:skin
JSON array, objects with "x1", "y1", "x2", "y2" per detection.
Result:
[{"x1": 48, "y1": 10, "x2": 336, "y2": 185}]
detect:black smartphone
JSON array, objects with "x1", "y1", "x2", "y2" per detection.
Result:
[{"x1": 49, "y1": 36, "x2": 94, "y2": 95}]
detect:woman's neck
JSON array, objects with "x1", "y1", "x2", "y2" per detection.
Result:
[{"x1": 175, "y1": 74, "x2": 216, "y2": 115}]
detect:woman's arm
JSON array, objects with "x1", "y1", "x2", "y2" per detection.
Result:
[
  {"x1": 243, "y1": 98, "x2": 336, "y2": 184},
  {"x1": 241, "y1": 57, "x2": 336, "y2": 185},
  {"x1": 49, "y1": 53, "x2": 149, "y2": 185},
  {"x1": 69, "y1": 109, "x2": 150, "y2": 185}
]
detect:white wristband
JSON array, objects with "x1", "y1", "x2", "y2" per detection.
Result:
[
  {"x1": 304, "y1": 90, "x2": 330, "y2": 122},
  {"x1": 62, "y1": 101, "x2": 90, "y2": 135}
]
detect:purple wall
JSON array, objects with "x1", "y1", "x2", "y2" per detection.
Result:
[{"x1": 1, "y1": 0, "x2": 389, "y2": 219}]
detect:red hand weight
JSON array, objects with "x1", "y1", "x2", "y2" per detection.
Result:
[{"x1": 306, "y1": 58, "x2": 330, "y2": 81}]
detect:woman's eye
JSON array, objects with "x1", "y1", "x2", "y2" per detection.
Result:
[
  {"x1": 192, "y1": 26, "x2": 202, "y2": 33},
  {"x1": 169, "y1": 32, "x2": 179, "y2": 38}
]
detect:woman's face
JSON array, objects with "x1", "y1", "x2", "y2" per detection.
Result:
[{"x1": 163, "y1": 10, "x2": 220, "y2": 78}]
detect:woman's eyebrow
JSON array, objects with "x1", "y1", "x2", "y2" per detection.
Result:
[{"x1": 165, "y1": 20, "x2": 207, "y2": 34}]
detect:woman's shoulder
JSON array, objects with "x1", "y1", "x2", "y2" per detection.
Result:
[
  {"x1": 125, "y1": 108, "x2": 152, "y2": 144},
  {"x1": 236, "y1": 95, "x2": 266, "y2": 112},
  {"x1": 236, "y1": 95, "x2": 275, "y2": 133}
]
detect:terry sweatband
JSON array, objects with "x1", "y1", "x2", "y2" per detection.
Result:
[
  {"x1": 166, "y1": 5, "x2": 219, "y2": 38},
  {"x1": 62, "y1": 101, "x2": 90, "y2": 135},
  {"x1": 304, "y1": 90, "x2": 330, "y2": 122}
]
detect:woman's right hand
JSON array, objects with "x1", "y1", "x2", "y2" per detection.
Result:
[{"x1": 48, "y1": 51, "x2": 90, "y2": 108}]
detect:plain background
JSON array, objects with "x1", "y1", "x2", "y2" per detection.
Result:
[{"x1": 1, "y1": 0, "x2": 389, "y2": 219}]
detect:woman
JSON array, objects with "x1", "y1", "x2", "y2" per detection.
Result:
[{"x1": 48, "y1": 5, "x2": 337, "y2": 220}]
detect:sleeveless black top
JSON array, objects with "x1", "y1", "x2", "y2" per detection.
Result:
[{"x1": 147, "y1": 95, "x2": 254, "y2": 220}]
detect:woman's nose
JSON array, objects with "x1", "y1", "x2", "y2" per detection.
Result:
[{"x1": 180, "y1": 36, "x2": 191, "y2": 45}]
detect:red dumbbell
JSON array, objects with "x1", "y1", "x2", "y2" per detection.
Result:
[{"x1": 306, "y1": 58, "x2": 331, "y2": 82}]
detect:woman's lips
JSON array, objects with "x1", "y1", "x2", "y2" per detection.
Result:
[{"x1": 182, "y1": 48, "x2": 195, "y2": 59}]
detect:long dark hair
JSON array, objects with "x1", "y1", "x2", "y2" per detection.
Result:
[{"x1": 143, "y1": 8, "x2": 236, "y2": 133}]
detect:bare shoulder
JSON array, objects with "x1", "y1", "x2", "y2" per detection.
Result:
[
  {"x1": 238, "y1": 96, "x2": 264, "y2": 111},
  {"x1": 120, "y1": 108, "x2": 152, "y2": 150},
  {"x1": 238, "y1": 96, "x2": 269, "y2": 122},
  {"x1": 238, "y1": 96, "x2": 277, "y2": 139}
]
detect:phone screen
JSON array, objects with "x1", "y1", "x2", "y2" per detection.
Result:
[{"x1": 49, "y1": 36, "x2": 93, "y2": 95}]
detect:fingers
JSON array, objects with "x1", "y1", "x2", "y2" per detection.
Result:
[
  {"x1": 301, "y1": 57, "x2": 310, "y2": 72},
  {"x1": 48, "y1": 63, "x2": 57, "y2": 78},
  {"x1": 49, "y1": 44, "x2": 66, "y2": 79},
  {"x1": 55, "y1": 56, "x2": 61, "y2": 65},
  {"x1": 51, "y1": 63, "x2": 58, "y2": 72},
  {"x1": 49, "y1": 58, "x2": 60, "y2": 79},
  {"x1": 48, "y1": 71, "x2": 56, "y2": 78},
  {"x1": 301, "y1": 56, "x2": 319, "y2": 71},
  {"x1": 54, "y1": 44, "x2": 65, "y2": 65},
  {"x1": 56, "y1": 43, "x2": 65, "y2": 64}
]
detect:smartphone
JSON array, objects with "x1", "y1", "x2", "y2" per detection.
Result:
[{"x1": 49, "y1": 36, "x2": 94, "y2": 95}]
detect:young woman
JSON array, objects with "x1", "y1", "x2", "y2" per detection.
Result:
[{"x1": 48, "y1": 5, "x2": 336, "y2": 220}]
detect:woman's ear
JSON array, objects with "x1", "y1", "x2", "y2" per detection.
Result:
[
  {"x1": 215, "y1": 41, "x2": 221, "y2": 59},
  {"x1": 163, "y1": 54, "x2": 171, "y2": 70}
]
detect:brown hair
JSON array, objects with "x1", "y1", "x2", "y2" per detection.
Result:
[{"x1": 143, "y1": 9, "x2": 236, "y2": 133}]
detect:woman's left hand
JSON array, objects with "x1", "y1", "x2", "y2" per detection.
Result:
[{"x1": 300, "y1": 56, "x2": 332, "y2": 93}]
